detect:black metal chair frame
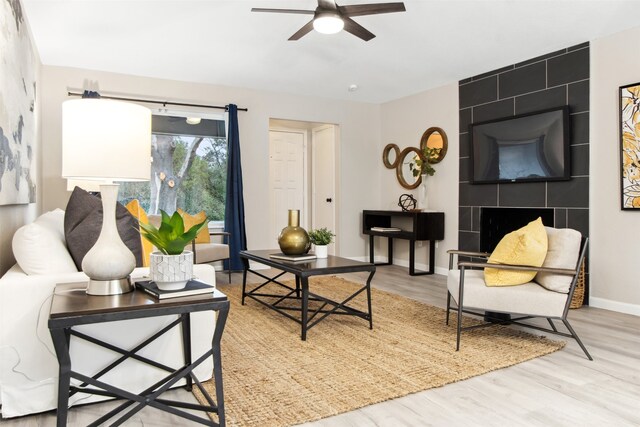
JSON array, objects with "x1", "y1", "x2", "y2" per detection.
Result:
[{"x1": 446, "y1": 236, "x2": 593, "y2": 361}]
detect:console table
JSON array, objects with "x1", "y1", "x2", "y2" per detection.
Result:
[
  {"x1": 362, "y1": 210, "x2": 444, "y2": 275},
  {"x1": 48, "y1": 282, "x2": 229, "y2": 426}
]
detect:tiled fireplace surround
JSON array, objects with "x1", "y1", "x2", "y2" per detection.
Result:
[{"x1": 458, "y1": 42, "x2": 590, "y2": 298}]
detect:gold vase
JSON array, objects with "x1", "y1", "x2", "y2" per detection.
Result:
[{"x1": 277, "y1": 210, "x2": 311, "y2": 255}]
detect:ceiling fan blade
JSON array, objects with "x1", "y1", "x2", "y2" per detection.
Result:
[
  {"x1": 289, "y1": 20, "x2": 315, "y2": 41},
  {"x1": 343, "y1": 17, "x2": 375, "y2": 41},
  {"x1": 251, "y1": 8, "x2": 315, "y2": 15},
  {"x1": 339, "y1": 2, "x2": 406, "y2": 17}
]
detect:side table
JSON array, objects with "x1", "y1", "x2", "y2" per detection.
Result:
[{"x1": 48, "y1": 282, "x2": 229, "y2": 426}]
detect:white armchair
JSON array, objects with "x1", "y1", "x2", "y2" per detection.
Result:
[
  {"x1": 192, "y1": 231, "x2": 231, "y2": 283},
  {"x1": 446, "y1": 227, "x2": 592, "y2": 360}
]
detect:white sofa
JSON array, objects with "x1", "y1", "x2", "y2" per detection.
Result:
[{"x1": 0, "y1": 210, "x2": 217, "y2": 418}]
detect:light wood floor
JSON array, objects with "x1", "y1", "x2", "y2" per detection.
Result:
[{"x1": 2, "y1": 266, "x2": 639, "y2": 426}]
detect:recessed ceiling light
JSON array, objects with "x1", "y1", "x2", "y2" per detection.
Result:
[
  {"x1": 186, "y1": 117, "x2": 201, "y2": 125},
  {"x1": 348, "y1": 84, "x2": 359, "y2": 92}
]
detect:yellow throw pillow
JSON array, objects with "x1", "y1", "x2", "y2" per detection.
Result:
[
  {"x1": 125, "y1": 199, "x2": 153, "y2": 267},
  {"x1": 177, "y1": 209, "x2": 210, "y2": 244},
  {"x1": 484, "y1": 217, "x2": 548, "y2": 287}
]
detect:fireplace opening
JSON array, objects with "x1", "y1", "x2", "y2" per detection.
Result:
[{"x1": 479, "y1": 207, "x2": 554, "y2": 252}]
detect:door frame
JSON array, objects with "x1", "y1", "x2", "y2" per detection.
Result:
[{"x1": 311, "y1": 124, "x2": 337, "y2": 253}]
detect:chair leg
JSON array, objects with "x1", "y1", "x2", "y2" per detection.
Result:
[
  {"x1": 227, "y1": 268, "x2": 231, "y2": 284},
  {"x1": 456, "y1": 268, "x2": 466, "y2": 352},
  {"x1": 456, "y1": 304, "x2": 462, "y2": 351},
  {"x1": 446, "y1": 292, "x2": 451, "y2": 326},
  {"x1": 547, "y1": 318, "x2": 558, "y2": 332},
  {"x1": 561, "y1": 318, "x2": 593, "y2": 361}
]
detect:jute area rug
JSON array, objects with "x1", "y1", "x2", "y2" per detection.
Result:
[{"x1": 193, "y1": 276, "x2": 564, "y2": 427}]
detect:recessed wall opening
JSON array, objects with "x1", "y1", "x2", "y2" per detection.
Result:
[{"x1": 479, "y1": 207, "x2": 554, "y2": 252}]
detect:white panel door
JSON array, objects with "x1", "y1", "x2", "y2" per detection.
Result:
[
  {"x1": 312, "y1": 125, "x2": 336, "y2": 254},
  {"x1": 269, "y1": 130, "x2": 306, "y2": 243}
]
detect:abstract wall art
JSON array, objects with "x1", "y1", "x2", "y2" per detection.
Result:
[
  {"x1": 0, "y1": 0, "x2": 37, "y2": 205},
  {"x1": 620, "y1": 81, "x2": 640, "y2": 210}
]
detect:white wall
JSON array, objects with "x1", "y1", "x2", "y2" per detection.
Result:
[
  {"x1": 39, "y1": 66, "x2": 381, "y2": 258},
  {"x1": 379, "y1": 83, "x2": 459, "y2": 274},
  {"x1": 590, "y1": 26, "x2": 640, "y2": 315}
]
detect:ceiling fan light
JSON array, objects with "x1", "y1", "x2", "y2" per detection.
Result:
[
  {"x1": 313, "y1": 14, "x2": 344, "y2": 34},
  {"x1": 186, "y1": 117, "x2": 201, "y2": 125}
]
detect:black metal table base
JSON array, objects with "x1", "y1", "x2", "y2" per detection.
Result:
[
  {"x1": 242, "y1": 268, "x2": 374, "y2": 341},
  {"x1": 49, "y1": 298, "x2": 229, "y2": 427}
]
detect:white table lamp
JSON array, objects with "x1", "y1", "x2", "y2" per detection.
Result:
[{"x1": 62, "y1": 98, "x2": 151, "y2": 295}]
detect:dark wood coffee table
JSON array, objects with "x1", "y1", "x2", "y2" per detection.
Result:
[
  {"x1": 48, "y1": 282, "x2": 229, "y2": 427},
  {"x1": 240, "y1": 250, "x2": 376, "y2": 340}
]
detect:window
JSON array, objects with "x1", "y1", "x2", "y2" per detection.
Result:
[{"x1": 118, "y1": 113, "x2": 227, "y2": 221}]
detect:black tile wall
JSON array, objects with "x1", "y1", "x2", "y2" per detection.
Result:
[
  {"x1": 547, "y1": 47, "x2": 589, "y2": 87},
  {"x1": 459, "y1": 76, "x2": 497, "y2": 109},
  {"x1": 459, "y1": 182, "x2": 498, "y2": 207},
  {"x1": 459, "y1": 207, "x2": 471, "y2": 231},
  {"x1": 515, "y1": 48, "x2": 567, "y2": 68},
  {"x1": 571, "y1": 113, "x2": 589, "y2": 145},
  {"x1": 460, "y1": 133, "x2": 470, "y2": 158},
  {"x1": 568, "y1": 208, "x2": 589, "y2": 236},
  {"x1": 459, "y1": 231, "x2": 480, "y2": 252},
  {"x1": 515, "y1": 86, "x2": 566, "y2": 115},
  {"x1": 499, "y1": 61, "x2": 547, "y2": 99},
  {"x1": 554, "y1": 208, "x2": 568, "y2": 228},
  {"x1": 568, "y1": 80, "x2": 589, "y2": 113},
  {"x1": 571, "y1": 144, "x2": 590, "y2": 176},
  {"x1": 472, "y1": 65, "x2": 515, "y2": 81},
  {"x1": 473, "y1": 99, "x2": 514, "y2": 123},
  {"x1": 547, "y1": 177, "x2": 589, "y2": 208},
  {"x1": 458, "y1": 43, "x2": 590, "y2": 300},
  {"x1": 498, "y1": 182, "x2": 546, "y2": 207},
  {"x1": 459, "y1": 108, "x2": 472, "y2": 133},
  {"x1": 471, "y1": 207, "x2": 480, "y2": 232}
]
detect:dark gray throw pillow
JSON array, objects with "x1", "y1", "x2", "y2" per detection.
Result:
[{"x1": 64, "y1": 187, "x2": 143, "y2": 271}]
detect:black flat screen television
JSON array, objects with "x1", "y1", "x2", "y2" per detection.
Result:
[{"x1": 470, "y1": 106, "x2": 570, "y2": 184}]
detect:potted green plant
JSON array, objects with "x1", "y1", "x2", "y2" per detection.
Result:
[
  {"x1": 139, "y1": 210, "x2": 208, "y2": 290},
  {"x1": 307, "y1": 227, "x2": 335, "y2": 259}
]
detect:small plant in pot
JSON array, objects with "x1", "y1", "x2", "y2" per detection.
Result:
[
  {"x1": 139, "y1": 210, "x2": 208, "y2": 290},
  {"x1": 307, "y1": 228, "x2": 335, "y2": 259}
]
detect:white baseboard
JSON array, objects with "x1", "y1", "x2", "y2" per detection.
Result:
[{"x1": 589, "y1": 297, "x2": 640, "y2": 317}]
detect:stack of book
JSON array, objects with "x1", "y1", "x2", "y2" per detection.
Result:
[
  {"x1": 269, "y1": 253, "x2": 317, "y2": 262},
  {"x1": 135, "y1": 279, "x2": 215, "y2": 300},
  {"x1": 370, "y1": 226, "x2": 402, "y2": 232}
]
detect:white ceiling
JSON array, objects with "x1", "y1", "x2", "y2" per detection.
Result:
[{"x1": 22, "y1": 0, "x2": 640, "y2": 103}]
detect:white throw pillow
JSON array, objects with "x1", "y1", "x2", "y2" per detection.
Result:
[
  {"x1": 32, "y1": 208, "x2": 67, "y2": 243},
  {"x1": 535, "y1": 227, "x2": 582, "y2": 293},
  {"x1": 12, "y1": 210, "x2": 78, "y2": 275}
]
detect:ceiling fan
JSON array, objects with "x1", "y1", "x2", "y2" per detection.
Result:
[{"x1": 251, "y1": 0, "x2": 406, "y2": 41}]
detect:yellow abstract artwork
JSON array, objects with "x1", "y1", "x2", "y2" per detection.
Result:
[{"x1": 620, "y1": 82, "x2": 640, "y2": 209}]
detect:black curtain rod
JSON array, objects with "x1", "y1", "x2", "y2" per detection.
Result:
[{"x1": 67, "y1": 91, "x2": 248, "y2": 112}]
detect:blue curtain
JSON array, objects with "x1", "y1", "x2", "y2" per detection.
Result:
[{"x1": 224, "y1": 104, "x2": 247, "y2": 271}]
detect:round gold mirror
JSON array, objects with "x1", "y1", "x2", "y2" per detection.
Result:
[
  {"x1": 419, "y1": 127, "x2": 448, "y2": 164},
  {"x1": 396, "y1": 147, "x2": 426, "y2": 189},
  {"x1": 382, "y1": 143, "x2": 400, "y2": 169}
]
